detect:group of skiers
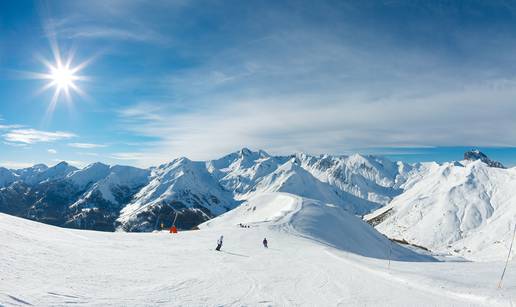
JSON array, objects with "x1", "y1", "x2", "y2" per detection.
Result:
[{"x1": 215, "y1": 235, "x2": 268, "y2": 251}]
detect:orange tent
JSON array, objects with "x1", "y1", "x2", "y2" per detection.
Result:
[{"x1": 169, "y1": 226, "x2": 178, "y2": 233}]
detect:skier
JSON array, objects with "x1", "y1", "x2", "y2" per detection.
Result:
[
  {"x1": 263, "y1": 237, "x2": 268, "y2": 248},
  {"x1": 215, "y1": 235, "x2": 223, "y2": 251}
]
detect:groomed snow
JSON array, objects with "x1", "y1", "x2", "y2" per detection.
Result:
[{"x1": 1, "y1": 193, "x2": 515, "y2": 306}]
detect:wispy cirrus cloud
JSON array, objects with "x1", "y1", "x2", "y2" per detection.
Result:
[
  {"x1": 63, "y1": 26, "x2": 167, "y2": 44},
  {"x1": 0, "y1": 124, "x2": 24, "y2": 130},
  {"x1": 45, "y1": 1, "x2": 181, "y2": 45},
  {"x1": 3, "y1": 129, "x2": 76, "y2": 144},
  {"x1": 68, "y1": 142, "x2": 107, "y2": 149},
  {"x1": 117, "y1": 102, "x2": 167, "y2": 122},
  {"x1": 111, "y1": 152, "x2": 147, "y2": 161},
  {"x1": 3, "y1": 142, "x2": 29, "y2": 148},
  {"x1": 106, "y1": 1, "x2": 516, "y2": 166},
  {"x1": 116, "y1": 77, "x2": 516, "y2": 166},
  {"x1": 77, "y1": 152, "x2": 100, "y2": 157},
  {"x1": 47, "y1": 149, "x2": 58, "y2": 154}
]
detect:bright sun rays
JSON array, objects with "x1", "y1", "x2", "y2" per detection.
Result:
[
  {"x1": 40, "y1": 55, "x2": 84, "y2": 102},
  {"x1": 23, "y1": 34, "x2": 91, "y2": 117}
]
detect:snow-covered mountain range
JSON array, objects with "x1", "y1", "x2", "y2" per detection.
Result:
[
  {"x1": 1, "y1": 148, "x2": 514, "y2": 260},
  {"x1": 117, "y1": 149, "x2": 421, "y2": 232},
  {"x1": 0, "y1": 148, "x2": 411, "y2": 232},
  {"x1": 0, "y1": 161, "x2": 150, "y2": 231}
]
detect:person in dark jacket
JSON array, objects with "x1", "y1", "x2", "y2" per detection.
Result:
[
  {"x1": 262, "y1": 238, "x2": 268, "y2": 248},
  {"x1": 215, "y1": 235, "x2": 223, "y2": 251}
]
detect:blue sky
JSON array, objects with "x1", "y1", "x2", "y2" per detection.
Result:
[{"x1": 1, "y1": 0, "x2": 516, "y2": 168}]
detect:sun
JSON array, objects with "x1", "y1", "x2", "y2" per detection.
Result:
[
  {"x1": 27, "y1": 50, "x2": 89, "y2": 115},
  {"x1": 36, "y1": 50, "x2": 88, "y2": 111},
  {"x1": 49, "y1": 64, "x2": 77, "y2": 90},
  {"x1": 22, "y1": 39, "x2": 91, "y2": 117}
]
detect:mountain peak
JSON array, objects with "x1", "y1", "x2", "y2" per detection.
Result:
[
  {"x1": 463, "y1": 149, "x2": 505, "y2": 169},
  {"x1": 238, "y1": 147, "x2": 269, "y2": 158},
  {"x1": 30, "y1": 164, "x2": 48, "y2": 171},
  {"x1": 90, "y1": 162, "x2": 110, "y2": 168},
  {"x1": 240, "y1": 147, "x2": 253, "y2": 156},
  {"x1": 51, "y1": 161, "x2": 78, "y2": 173}
]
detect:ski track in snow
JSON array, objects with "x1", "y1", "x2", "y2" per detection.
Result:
[{"x1": 1, "y1": 192, "x2": 516, "y2": 306}]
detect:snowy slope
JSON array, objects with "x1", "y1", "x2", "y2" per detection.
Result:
[
  {"x1": 367, "y1": 160, "x2": 516, "y2": 261},
  {"x1": 67, "y1": 162, "x2": 112, "y2": 188},
  {"x1": 202, "y1": 192, "x2": 428, "y2": 260},
  {"x1": 249, "y1": 159, "x2": 380, "y2": 215},
  {"x1": 66, "y1": 165, "x2": 151, "y2": 230},
  {"x1": 207, "y1": 148, "x2": 285, "y2": 195},
  {"x1": 1, "y1": 195, "x2": 514, "y2": 306},
  {"x1": 296, "y1": 153, "x2": 411, "y2": 204},
  {"x1": 70, "y1": 164, "x2": 150, "y2": 205},
  {"x1": 117, "y1": 157, "x2": 237, "y2": 232}
]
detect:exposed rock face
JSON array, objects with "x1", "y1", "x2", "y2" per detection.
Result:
[{"x1": 464, "y1": 149, "x2": 505, "y2": 168}]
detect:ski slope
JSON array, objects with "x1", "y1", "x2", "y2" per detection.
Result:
[{"x1": 1, "y1": 193, "x2": 515, "y2": 306}]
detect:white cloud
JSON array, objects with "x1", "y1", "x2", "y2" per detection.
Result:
[
  {"x1": 77, "y1": 152, "x2": 100, "y2": 157},
  {"x1": 117, "y1": 102, "x2": 167, "y2": 122},
  {"x1": 3, "y1": 129, "x2": 76, "y2": 144},
  {"x1": 3, "y1": 142, "x2": 29, "y2": 148},
  {"x1": 47, "y1": 149, "x2": 58, "y2": 154},
  {"x1": 111, "y1": 152, "x2": 147, "y2": 160},
  {"x1": 47, "y1": 1, "x2": 184, "y2": 45},
  {"x1": 65, "y1": 26, "x2": 167, "y2": 44},
  {"x1": 108, "y1": 11, "x2": 516, "y2": 167},
  {"x1": 68, "y1": 142, "x2": 107, "y2": 149},
  {"x1": 0, "y1": 124, "x2": 24, "y2": 130},
  {"x1": 0, "y1": 161, "x2": 35, "y2": 169},
  {"x1": 116, "y1": 79, "x2": 516, "y2": 166}
]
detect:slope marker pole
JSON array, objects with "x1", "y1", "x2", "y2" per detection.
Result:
[
  {"x1": 498, "y1": 223, "x2": 516, "y2": 289},
  {"x1": 172, "y1": 212, "x2": 178, "y2": 226},
  {"x1": 388, "y1": 239, "x2": 393, "y2": 271}
]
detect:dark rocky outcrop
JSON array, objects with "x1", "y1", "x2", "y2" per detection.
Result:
[{"x1": 464, "y1": 149, "x2": 505, "y2": 168}]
